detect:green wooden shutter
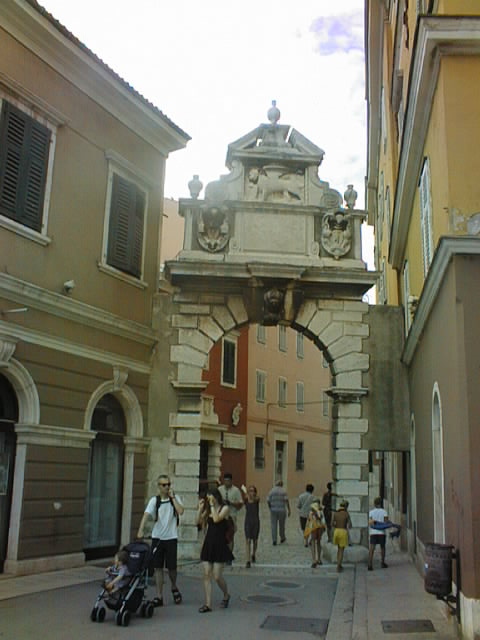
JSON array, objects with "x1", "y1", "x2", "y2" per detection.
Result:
[
  {"x1": 107, "y1": 173, "x2": 145, "y2": 278},
  {"x1": 0, "y1": 101, "x2": 50, "y2": 232}
]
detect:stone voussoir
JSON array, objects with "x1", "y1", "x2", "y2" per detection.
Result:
[{"x1": 211, "y1": 305, "x2": 236, "y2": 332}]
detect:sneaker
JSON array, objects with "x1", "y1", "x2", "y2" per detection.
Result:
[
  {"x1": 272, "y1": 541, "x2": 277, "y2": 545},
  {"x1": 246, "y1": 561, "x2": 251, "y2": 568},
  {"x1": 280, "y1": 538, "x2": 286, "y2": 544},
  {"x1": 381, "y1": 562, "x2": 388, "y2": 568}
]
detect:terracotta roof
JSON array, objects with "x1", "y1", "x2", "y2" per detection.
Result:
[{"x1": 26, "y1": 0, "x2": 190, "y2": 141}]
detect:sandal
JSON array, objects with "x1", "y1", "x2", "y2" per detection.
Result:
[
  {"x1": 220, "y1": 594, "x2": 231, "y2": 609},
  {"x1": 152, "y1": 597, "x2": 163, "y2": 607},
  {"x1": 172, "y1": 588, "x2": 182, "y2": 604},
  {"x1": 198, "y1": 605, "x2": 212, "y2": 613}
]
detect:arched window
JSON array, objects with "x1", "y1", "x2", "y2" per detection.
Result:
[
  {"x1": 84, "y1": 394, "x2": 126, "y2": 559},
  {"x1": 0, "y1": 374, "x2": 18, "y2": 572},
  {"x1": 432, "y1": 386, "x2": 445, "y2": 543}
]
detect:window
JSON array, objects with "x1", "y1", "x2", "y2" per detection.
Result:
[
  {"x1": 256, "y1": 370, "x2": 266, "y2": 403},
  {"x1": 256, "y1": 324, "x2": 266, "y2": 344},
  {"x1": 296, "y1": 441, "x2": 304, "y2": 471},
  {"x1": 278, "y1": 325, "x2": 287, "y2": 352},
  {"x1": 403, "y1": 259, "x2": 411, "y2": 332},
  {"x1": 323, "y1": 392, "x2": 329, "y2": 417},
  {"x1": 0, "y1": 99, "x2": 53, "y2": 236},
  {"x1": 381, "y1": 86, "x2": 387, "y2": 153},
  {"x1": 296, "y1": 332, "x2": 304, "y2": 359},
  {"x1": 296, "y1": 381, "x2": 304, "y2": 412},
  {"x1": 221, "y1": 337, "x2": 237, "y2": 387},
  {"x1": 254, "y1": 437, "x2": 265, "y2": 469},
  {"x1": 107, "y1": 173, "x2": 146, "y2": 278},
  {"x1": 419, "y1": 158, "x2": 434, "y2": 276},
  {"x1": 378, "y1": 172, "x2": 384, "y2": 244},
  {"x1": 378, "y1": 258, "x2": 387, "y2": 305},
  {"x1": 385, "y1": 186, "x2": 391, "y2": 240},
  {"x1": 278, "y1": 377, "x2": 287, "y2": 407}
]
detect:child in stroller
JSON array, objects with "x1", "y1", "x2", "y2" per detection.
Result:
[
  {"x1": 90, "y1": 540, "x2": 156, "y2": 627},
  {"x1": 103, "y1": 549, "x2": 131, "y2": 606}
]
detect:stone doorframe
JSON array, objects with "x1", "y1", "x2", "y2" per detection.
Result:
[{"x1": 167, "y1": 293, "x2": 370, "y2": 558}]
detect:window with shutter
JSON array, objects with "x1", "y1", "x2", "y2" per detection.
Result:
[
  {"x1": 0, "y1": 101, "x2": 51, "y2": 232},
  {"x1": 221, "y1": 337, "x2": 236, "y2": 387},
  {"x1": 107, "y1": 173, "x2": 146, "y2": 278}
]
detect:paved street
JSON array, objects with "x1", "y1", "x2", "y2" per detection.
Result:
[{"x1": 0, "y1": 505, "x2": 459, "y2": 639}]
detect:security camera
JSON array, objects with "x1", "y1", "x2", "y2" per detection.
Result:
[{"x1": 63, "y1": 279, "x2": 75, "y2": 294}]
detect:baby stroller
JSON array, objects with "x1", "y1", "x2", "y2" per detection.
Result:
[{"x1": 90, "y1": 540, "x2": 156, "y2": 627}]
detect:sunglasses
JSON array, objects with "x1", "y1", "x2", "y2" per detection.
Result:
[{"x1": 158, "y1": 482, "x2": 171, "y2": 487}]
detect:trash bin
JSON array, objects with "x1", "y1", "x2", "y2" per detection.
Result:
[{"x1": 424, "y1": 543, "x2": 454, "y2": 597}]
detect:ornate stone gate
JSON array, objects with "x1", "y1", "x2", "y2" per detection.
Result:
[{"x1": 163, "y1": 104, "x2": 378, "y2": 557}]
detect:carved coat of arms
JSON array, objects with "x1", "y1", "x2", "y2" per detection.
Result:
[
  {"x1": 197, "y1": 206, "x2": 230, "y2": 252},
  {"x1": 321, "y1": 210, "x2": 352, "y2": 259}
]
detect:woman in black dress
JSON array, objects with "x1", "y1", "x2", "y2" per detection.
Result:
[
  {"x1": 196, "y1": 488, "x2": 233, "y2": 612},
  {"x1": 242, "y1": 484, "x2": 260, "y2": 568}
]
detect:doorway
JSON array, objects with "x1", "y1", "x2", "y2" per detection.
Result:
[
  {"x1": 84, "y1": 393, "x2": 125, "y2": 560},
  {"x1": 0, "y1": 374, "x2": 18, "y2": 572},
  {"x1": 274, "y1": 440, "x2": 286, "y2": 485}
]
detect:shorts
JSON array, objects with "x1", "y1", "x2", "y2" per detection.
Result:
[
  {"x1": 333, "y1": 528, "x2": 348, "y2": 548},
  {"x1": 151, "y1": 538, "x2": 178, "y2": 570},
  {"x1": 369, "y1": 534, "x2": 386, "y2": 547}
]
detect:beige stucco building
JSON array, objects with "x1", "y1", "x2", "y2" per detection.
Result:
[
  {"x1": 366, "y1": 1, "x2": 480, "y2": 636},
  {"x1": 247, "y1": 324, "x2": 332, "y2": 500},
  {"x1": 0, "y1": 0, "x2": 188, "y2": 574}
]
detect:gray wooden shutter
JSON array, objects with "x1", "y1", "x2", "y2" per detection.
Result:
[
  {"x1": 107, "y1": 173, "x2": 145, "y2": 277},
  {"x1": 0, "y1": 101, "x2": 50, "y2": 231}
]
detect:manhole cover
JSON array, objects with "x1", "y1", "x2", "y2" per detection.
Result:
[
  {"x1": 262, "y1": 580, "x2": 303, "y2": 590},
  {"x1": 381, "y1": 619, "x2": 435, "y2": 633},
  {"x1": 243, "y1": 594, "x2": 296, "y2": 606},
  {"x1": 261, "y1": 615, "x2": 329, "y2": 636}
]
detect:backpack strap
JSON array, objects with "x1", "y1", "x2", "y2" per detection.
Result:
[{"x1": 154, "y1": 495, "x2": 179, "y2": 526}]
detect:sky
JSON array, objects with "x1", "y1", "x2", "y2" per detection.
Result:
[{"x1": 38, "y1": 0, "x2": 373, "y2": 268}]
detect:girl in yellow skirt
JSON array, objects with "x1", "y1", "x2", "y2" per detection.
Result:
[{"x1": 331, "y1": 500, "x2": 352, "y2": 572}]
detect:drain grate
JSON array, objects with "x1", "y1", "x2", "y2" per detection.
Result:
[
  {"x1": 261, "y1": 615, "x2": 329, "y2": 636},
  {"x1": 243, "y1": 594, "x2": 295, "y2": 606},
  {"x1": 263, "y1": 580, "x2": 303, "y2": 590},
  {"x1": 381, "y1": 619, "x2": 436, "y2": 634}
]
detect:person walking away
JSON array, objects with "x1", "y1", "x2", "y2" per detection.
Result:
[
  {"x1": 322, "y1": 482, "x2": 338, "y2": 542},
  {"x1": 218, "y1": 472, "x2": 243, "y2": 557},
  {"x1": 297, "y1": 483, "x2": 317, "y2": 546},
  {"x1": 267, "y1": 480, "x2": 291, "y2": 545},
  {"x1": 196, "y1": 489, "x2": 232, "y2": 612},
  {"x1": 332, "y1": 499, "x2": 351, "y2": 572},
  {"x1": 368, "y1": 496, "x2": 389, "y2": 570},
  {"x1": 303, "y1": 500, "x2": 326, "y2": 567},
  {"x1": 137, "y1": 474, "x2": 184, "y2": 607},
  {"x1": 241, "y1": 484, "x2": 260, "y2": 567}
]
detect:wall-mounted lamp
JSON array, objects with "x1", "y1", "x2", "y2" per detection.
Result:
[{"x1": 63, "y1": 279, "x2": 75, "y2": 294}]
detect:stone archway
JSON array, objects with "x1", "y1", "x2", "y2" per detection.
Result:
[
  {"x1": 162, "y1": 105, "x2": 377, "y2": 556},
  {"x1": 166, "y1": 294, "x2": 372, "y2": 555}
]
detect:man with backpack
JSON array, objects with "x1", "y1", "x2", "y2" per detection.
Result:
[{"x1": 137, "y1": 474, "x2": 184, "y2": 607}]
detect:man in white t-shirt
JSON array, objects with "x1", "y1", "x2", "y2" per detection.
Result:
[
  {"x1": 218, "y1": 472, "x2": 243, "y2": 555},
  {"x1": 368, "y1": 496, "x2": 389, "y2": 571},
  {"x1": 137, "y1": 474, "x2": 184, "y2": 607}
]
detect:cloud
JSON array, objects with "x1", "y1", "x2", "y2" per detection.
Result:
[{"x1": 310, "y1": 11, "x2": 364, "y2": 56}]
